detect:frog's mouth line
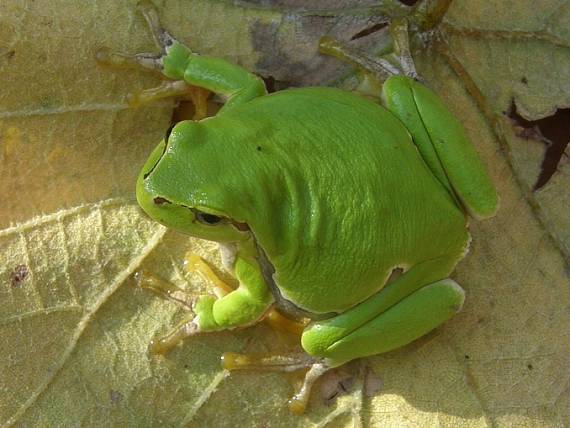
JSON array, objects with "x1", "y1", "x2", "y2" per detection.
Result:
[{"x1": 254, "y1": 241, "x2": 337, "y2": 321}]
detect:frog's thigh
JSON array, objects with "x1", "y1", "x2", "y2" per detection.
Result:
[
  {"x1": 382, "y1": 76, "x2": 498, "y2": 219},
  {"x1": 302, "y1": 279, "x2": 464, "y2": 366}
]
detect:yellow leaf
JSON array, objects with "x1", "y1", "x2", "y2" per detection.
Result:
[{"x1": 1, "y1": 0, "x2": 568, "y2": 426}]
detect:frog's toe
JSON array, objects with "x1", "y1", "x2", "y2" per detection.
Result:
[
  {"x1": 389, "y1": 18, "x2": 418, "y2": 80},
  {"x1": 133, "y1": 269, "x2": 193, "y2": 311},
  {"x1": 95, "y1": 48, "x2": 163, "y2": 71},
  {"x1": 137, "y1": 0, "x2": 177, "y2": 51},
  {"x1": 149, "y1": 315, "x2": 200, "y2": 355},
  {"x1": 287, "y1": 362, "x2": 331, "y2": 414},
  {"x1": 96, "y1": 1, "x2": 182, "y2": 73},
  {"x1": 127, "y1": 80, "x2": 191, "y2": 108},
  {"x1": 219, "y1": 351, "x2": 328, "y2": 414}
]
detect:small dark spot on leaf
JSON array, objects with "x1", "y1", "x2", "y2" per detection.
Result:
[
  {"x1": 11, "y1": 264, "x2": 28, "y2": 287},
  {"x1": 153, "y1": 197, "x2": 170, "y2": 205},
  {"x1": 464, "y1": 354, "x2": 470, "y2": 360},
  {"x1": 507, "y1": 101, "x2": 570, "y2": 190},
  {"x1": 184, "y1": 364, "x2": 190, "y2": 369},
  {"x1": 40, "y1": 17, "x2": 53, "y2": 28},
  {"x1": 257, "y1": 146, "x2": 262, "y2": 151},
  {"x1": 350, "y1": 23, "x2": 388, "y2": 41},
  {"x1": 527, "y1": 364, "x2": 533, "y2": 370},
  {"x1": 521, "y1": 76, "x2": 528, "y2": 85},
  {"x1": 397, "y1": 0, "x2": 420, "y2": 5},
  {"x1": 3, "y1": 50, "x2": 16, "y2": 60},
  {"x1": 110, "y1": 390, "x2": 123, "y2": 404},
  {"x1": 40, "y1": 97, "x2": 55, "y2": 109}
]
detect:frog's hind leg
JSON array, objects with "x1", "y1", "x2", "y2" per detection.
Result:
[
  {"x1": 388, "y1": 18, "x2": 418, "y2": 79},
  {"x1": 382, "y1": 74, "x2": 499, "y2": 219},
  {"x1": 283, "y1": 255, "x2": 463, "y2": 413},
  {"x1": 95, "y1": 49, "x2": 163, "y2": 72},
  {"x1": 320, "y1": 21, "x2": 498, "y2": 219},
  {"x1": 220, "y1": 349, "x2": 327, "y2": 415},
  {"x1": 225, "y1": 274, "x2": 464, "y2": 416},
  {"x1": 302, "y1": 278, "x2": 465, "y2": 366},
  {"x1": 274, "y1": 278, "x2": 464, "y2": 414},
  {"x1": 318, "y1": 17, "x2": 417, "y2": 95},
  {"x1": 319, "y1": 36, "x2": 401, "y2": 85}
]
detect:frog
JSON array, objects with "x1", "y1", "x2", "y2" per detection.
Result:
[{"x1": 99, "y1": 1, "x2": 498, "y2": 414}]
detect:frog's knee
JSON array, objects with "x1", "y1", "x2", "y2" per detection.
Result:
[
  {"x1": 300, "y1": 324, "x2": 337, "y2": 358},
  {"x1": 301, "y1": 279, "x2": 466, "y2": 362}
]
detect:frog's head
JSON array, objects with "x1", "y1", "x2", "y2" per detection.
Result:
[{"x1": 136, "y1": 121, "x2": 250, "y2": 243}]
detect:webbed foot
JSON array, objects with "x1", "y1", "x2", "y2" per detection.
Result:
[{"x1": 221, "y1": 351, "x2": 329, "y2": 414}]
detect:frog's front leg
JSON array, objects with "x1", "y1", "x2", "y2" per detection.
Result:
[
  {"x1": 193, "y1": 254, "x2": 273, "y2": 332},
  {"x1": 136, "y1": 254, "x2": 304, "y2": 354},
  {"x1": 97, "y1": 0, "x2": 266, "y2": 112},
  {"x1": 137, "y1": 252, "x2": 274, "y2": 354}
]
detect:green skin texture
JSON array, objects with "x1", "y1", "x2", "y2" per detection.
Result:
[{"x1": 137, "y1": 41, "x2": 498, "y2": 367}]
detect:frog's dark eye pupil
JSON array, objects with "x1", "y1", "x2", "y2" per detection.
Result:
[{"x1": 196, "y1": 212, "x2": 222, "y2": 225}]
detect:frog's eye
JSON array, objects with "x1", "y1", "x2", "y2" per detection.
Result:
[{"x1": 195, "y1": 211, "x2": 224, "y2": 225}]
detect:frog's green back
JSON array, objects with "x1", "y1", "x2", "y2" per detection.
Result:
[{"x1": 167, "y1": 87, "x2": 469, "y2": 314}]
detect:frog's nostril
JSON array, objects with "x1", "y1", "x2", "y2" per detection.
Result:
[{"x1": 153, "y1": 197, "x2": 171, "y2": 205}]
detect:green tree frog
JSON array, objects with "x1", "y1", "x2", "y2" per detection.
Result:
[{"x1": 102, "y1": 1, "x2": 498, "y2": 414}]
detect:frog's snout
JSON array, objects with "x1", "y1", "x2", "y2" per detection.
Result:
[
  {"x1": 136, "y1": 175, "x2": 180, "y2": 231},
  {"x1": 136, "y1": 139, "x2": 168, "y2": 218},
  {"x1": 135, "y1": 175, "x2": 161, "y2": 220},
  {"x1": 140, "y1": 139, "x2": 167, "y2": 182}
]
